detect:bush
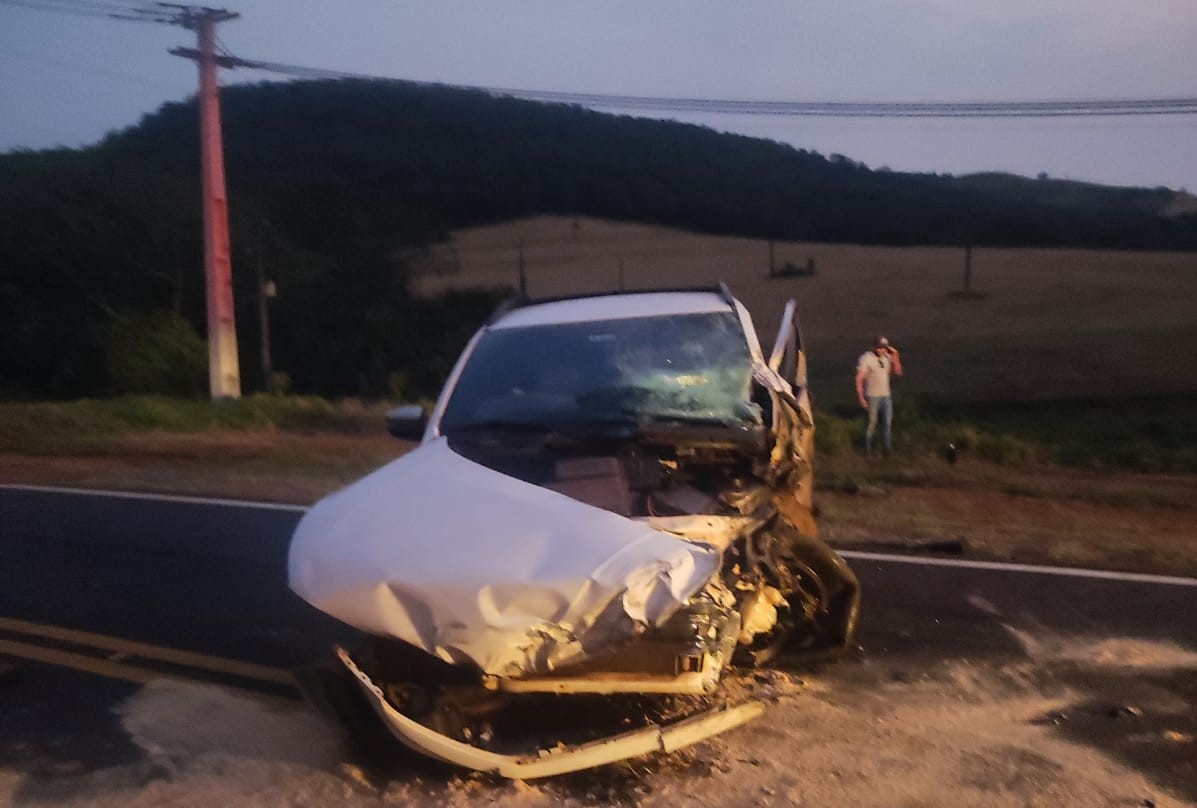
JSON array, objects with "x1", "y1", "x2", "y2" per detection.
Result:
[
  {"x1": 1110, "y1": 440, "x2": 1165, "y2": 473},
  {"x1": 104, "y1": 311, "x2": 207, "y2": 397},
  {"x1": 976, "y1": 433, "x2": 1039, "y2": 466},
  {"x1": 814, "y1": 411, "x2": 858, "y2": 456},
  {"x1": 266, "y1": 371, "x2": 292, "y2": 396}
]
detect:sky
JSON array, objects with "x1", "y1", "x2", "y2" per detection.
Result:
[{"x1": 2, "y1": 1, "x2": 1196, "y2": 191}]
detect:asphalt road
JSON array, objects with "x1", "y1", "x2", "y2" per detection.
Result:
[{"x1": 2, "y1": 485, "x2": 1195, "y2": 804}]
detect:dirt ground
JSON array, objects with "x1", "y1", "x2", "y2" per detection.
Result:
[
  {"x1": 0, "y1": 432, "x2": 409, "y2": 505},
  {"x1": 3, "y1": 633, "x2": 1194, "y2": 806},
  {"x1": 818, "y1": 467, "x2": 1197, "y2": 577}
]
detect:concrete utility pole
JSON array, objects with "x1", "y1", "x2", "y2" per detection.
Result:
[
  {"x1": 517, "y1": 241, "x2": 527, "y2": 296},
  {"x1": 256, "y1": 221, "x2": 276, "y2": 385},
  {"x1": 169, "y1": 7, "x2": 242, "y2": 399},
  {"x1": 963, "y1": 243, "x2": 974, "y2": 295}
]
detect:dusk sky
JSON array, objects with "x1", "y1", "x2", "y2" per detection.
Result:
[{"x1": 2, "y1": 1, "x2": 1195, "y2": 191}]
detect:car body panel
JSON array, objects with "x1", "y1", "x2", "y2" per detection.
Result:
[
  {"x1": 489, "y1": 291, "x2": 735, "y2": 329},
  {"x1": 288, "y1": 437, "x2": 722, "y2": 677}
]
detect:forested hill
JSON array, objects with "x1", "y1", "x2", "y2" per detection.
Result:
[
  {"x1": 100, "y1": 78, "x2": 1193, "y2": 250},
  {"x1": 2, "y1": 78, "x2": 1195, "y2": 399}
]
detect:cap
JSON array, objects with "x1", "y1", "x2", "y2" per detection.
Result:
[{"x1": 875, "y1": 336, "x2": 889, "y2": 348}]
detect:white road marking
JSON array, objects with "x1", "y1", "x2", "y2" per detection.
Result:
[
  {"x1": 839, "y1": 550, "x2": 1197, "y2": 587},
  {"x1": 5, "y1": 484, "x2": 1196, "y2": 587},
  {"x1": 0, "y1": 483, "x2": 308, "y2": 513}
]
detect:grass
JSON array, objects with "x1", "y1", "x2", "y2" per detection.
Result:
[
  {"x1": 936, "y1": 397, "x2": 1197, "y2": 473},
  {"x1": 817, "y1": 396, "x2": 1197, "y2": 480},
  {"x1": 4, "y1": 393, "x2": 1188, "y2": 485},
  {"x1": 413, "y1": 215, "x2": 1197, "y2": 409},
  {"x1": 0, "y1": 395, "x2": 391, "y2": 455}
]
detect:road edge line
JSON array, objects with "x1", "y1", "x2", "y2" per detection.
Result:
[
  {"x1": 6, "y1": 484, "x2": 1195, "y2": 587},
  {"x1": 0, "y1": 483, "x2": 308, "y2": 513},
  {"x1": 838, "y1": 550, "x2": 1197, "y2": 587}
]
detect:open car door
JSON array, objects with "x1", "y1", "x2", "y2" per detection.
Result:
[{"x1": 765, "y1": 299, "x2": 817, "y2": 535}]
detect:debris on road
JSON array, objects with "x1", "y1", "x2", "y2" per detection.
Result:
[
  {"x1": 1030, "y1": 710, "x2": 1070, "y2": 727},
  {"x1": 1109, "y1": 704, "x2": 1145, "y2": 719}
]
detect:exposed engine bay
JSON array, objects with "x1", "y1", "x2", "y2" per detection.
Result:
[{"x1": 449, "y1": 428, "x2": 859, "y2": 676}]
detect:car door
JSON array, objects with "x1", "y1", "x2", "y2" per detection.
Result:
[
  {"x1": 767, "y1": 299, "x2": 817, "y2": 534},
  {"x1": 767, "y1": 298, "x2": 806, "y2": 397}
]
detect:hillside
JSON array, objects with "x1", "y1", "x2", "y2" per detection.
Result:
[
  {"x1": 2, "y1": 78, "x2": 1195, "y2": 399},
  {"x1": 97, "y1": 79, "x2": 1197, "y2": 250}
]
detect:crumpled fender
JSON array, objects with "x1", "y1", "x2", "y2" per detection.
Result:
[{"x1": 288, "y1": 438, "x2": 722, "y2": 677}]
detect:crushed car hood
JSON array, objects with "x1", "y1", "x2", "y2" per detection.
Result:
[{"x1": 288, "y1": 438, "x2": 722, "y2": 677}]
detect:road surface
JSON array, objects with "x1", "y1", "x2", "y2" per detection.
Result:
[{"x1": 2, "y1": 485, "x2": 1195, "y2": 806}]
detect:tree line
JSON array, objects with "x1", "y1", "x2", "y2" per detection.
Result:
[{"x1": 2, "y1": 78, "x2": 1194, "y2": 399}]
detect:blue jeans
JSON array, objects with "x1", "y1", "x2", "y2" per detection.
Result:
[{"x1": 866, "y1": 395, "x2": 893, "y2": 454}]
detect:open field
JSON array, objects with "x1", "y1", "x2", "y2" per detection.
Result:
[{"x1": 413, "y1": 216, "x2": 1197, "y2": 408}]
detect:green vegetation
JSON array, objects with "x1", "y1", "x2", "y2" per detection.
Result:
[
  {"x1": 2, "y1": 78, "x2": 1194, "y2": 400},
  {"x1": 941, "y1": 397, "x2": 1197, "y2": 473},
  {"x1": 3, "y1": 392, "x2": 1191, "y2": 481},
  {"x1": 816, "y1": 396, "x2": 1197, "y2": 477},
  {"x1": 104, "y1": 311, "x2": 207, "y2": 397},
  {"x1": 0, "y1": 395, "x2": 390, "y2": 454}
]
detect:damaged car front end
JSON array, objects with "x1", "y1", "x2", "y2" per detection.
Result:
[{"x1": 288, "y1": 286, "x2": 859, "y2": 776}]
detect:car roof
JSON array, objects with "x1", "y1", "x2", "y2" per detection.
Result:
[{"x1": 490, "y1": 291, "x2": 736, "y2": 330}]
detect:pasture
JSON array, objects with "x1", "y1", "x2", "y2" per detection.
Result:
[{"x1": 413, "y1": 216, "x2": 1197, "y2": 408}]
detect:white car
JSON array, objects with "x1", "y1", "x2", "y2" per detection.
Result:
[{"x1": 289, "y1": 285, "x2": 859, "y2": 777}]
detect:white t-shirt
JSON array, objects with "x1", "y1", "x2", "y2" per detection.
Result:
[{"x1": 857, "y1": 351, "x2": 893, "y2": 397}]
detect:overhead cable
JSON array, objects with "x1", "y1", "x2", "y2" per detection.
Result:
[
  {"x1": 7, "y1": 0, "x2": 1196, "y2": 119},
  {"x1": 225, "y1": 55, "x2": 1197, "y2": 119},
  {"x1": 0, "y1": 0, "x2": 176, "y2": 22}
]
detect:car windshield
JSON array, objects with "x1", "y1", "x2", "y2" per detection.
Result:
[{"x1": 440, "y1": 311, "x2": 761, "y2": 433}]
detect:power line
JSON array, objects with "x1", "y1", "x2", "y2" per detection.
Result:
[
  {"x1": 0, "y1": 0, "x2": 173, "y2": 22},
  {"x1": 214, "y1": 53, "x2": 1197, "y2": 119},
  {"x1": 0, "y1": 44, "x2": 191, "y2": 91},
  {"x1": 0, "y1": 0, "x2": 220, "y2": 24},
  {"x1": 38, "y1": 0, "x2": 157, "y2": 13},
  {"x1": 7, "y1": 0, "x2": 1196, "y2": 119},
  {"x1": 0, "y1": 0, "x2": 118, "y2": 19}
]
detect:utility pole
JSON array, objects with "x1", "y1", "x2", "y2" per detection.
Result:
[
  {"x1": 517, "y1": 241, "x2": 527, "y2": 296},
  {"x1": 168, "y1": 7, "x2": 242, "y2": 399},
  {"x1": 256, "y1": 221, "x2": 276, "y2": 386},
  {"x1": 963, "y1": 243, "x2": 974, "y2": 295}
]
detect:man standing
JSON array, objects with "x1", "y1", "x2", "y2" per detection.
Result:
[{"x1": 855, "y1": 336, "x2": 903, "y2": 456}]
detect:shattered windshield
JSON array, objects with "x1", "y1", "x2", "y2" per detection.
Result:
[{"x1": 440, "y1": 311, "x2": 761, "y2": 432}]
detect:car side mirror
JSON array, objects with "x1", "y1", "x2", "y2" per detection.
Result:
[{"x1": 385, "y1": 404, "x2": 428, "y2": 441}]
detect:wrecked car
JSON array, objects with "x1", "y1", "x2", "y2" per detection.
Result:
[{"x1": 288, "y1": 285, "x2": 859, "y2": 777}]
